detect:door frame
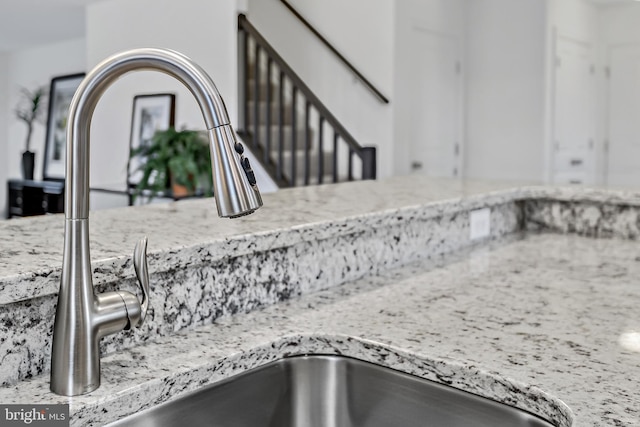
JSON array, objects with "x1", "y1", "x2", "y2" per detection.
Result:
[{"x1": 408, "y1": 24, "x2": 465, "y2": 178}]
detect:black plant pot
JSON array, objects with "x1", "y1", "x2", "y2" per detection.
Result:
[{"x1": 22, "y1": 151, "x2": 35, "y2": 181}]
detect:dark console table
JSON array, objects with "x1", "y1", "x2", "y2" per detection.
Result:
[
  {"x1": 7, "y1": 180, "x2": 210, "y2": 219},
  {"x1": 7, "y1": 179, "x2": 65, "y2": 219}
]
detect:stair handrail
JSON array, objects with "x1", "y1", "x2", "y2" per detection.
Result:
[
  {"x1": 277, "y1": 0, "x2": 389, "y2": 105},
  {"x1": 238, "y1": 13, "x2": 376, "y2": 168}
]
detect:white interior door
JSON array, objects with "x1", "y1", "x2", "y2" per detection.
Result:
[
  {"x1": 408, "y1": 27, "x2": 461, "y2": 178},
  {"x1": 552, "y1": 36, "x2": 597, "y2": 185},
  {"x1": 606, "y1": 44, "x2": 640, "y2": 187}
]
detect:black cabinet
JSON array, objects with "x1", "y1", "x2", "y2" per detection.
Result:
[{"x1": 7, "y1": 179, "x2": 64, "y2": 219}]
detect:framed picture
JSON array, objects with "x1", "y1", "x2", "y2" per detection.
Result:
[
  {"x1": 127, "y1": 93, "x2": 176, "y2": 186},
  {"x1": 43, "y1": 73, "x2": 86, "y2": 181}
]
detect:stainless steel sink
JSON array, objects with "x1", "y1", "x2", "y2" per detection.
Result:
[{"x1": 109, "y1": 355, "x2": 556, "y2": 427}]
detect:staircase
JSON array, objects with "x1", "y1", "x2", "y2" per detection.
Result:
[{"x1": 237, "y1": 14, "x2": 376, "y2": 188}]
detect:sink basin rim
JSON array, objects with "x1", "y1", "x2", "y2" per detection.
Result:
[{"x1": 107, "y1": 353, "x2": 562, "y2": 427}]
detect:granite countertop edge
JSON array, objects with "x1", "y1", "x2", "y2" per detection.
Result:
[
  {"x1": 3, "y1": 182, "x2": 639, "y2": 305},
  {"x1": 3, "y1": 333, "x2": 574, "y2": 427}
]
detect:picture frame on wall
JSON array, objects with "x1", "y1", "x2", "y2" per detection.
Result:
[
  {"x1": 127, "y1": 93, "x2": 176, "y2": 187},
  {"x1": 43, "y1": 72, "x2": 86, "y2": 181}
]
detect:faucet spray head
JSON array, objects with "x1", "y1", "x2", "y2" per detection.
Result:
[{"x1": 206, "y1": 125, "x2": 262, "y2": 218}]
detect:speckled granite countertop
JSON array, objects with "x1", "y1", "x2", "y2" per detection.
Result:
[
  {"x1": 1, "y1": 176, "x2": 640, "y2": 426},
  {"x1": 4, "y1": 233, "x2": 640, "y2": 426},
  {"x1": 1, "y1": 176, "x2": 527, "y2": 304},
  {"x1": 2, "y1": 176, "x2": 639, "y2": 305}
]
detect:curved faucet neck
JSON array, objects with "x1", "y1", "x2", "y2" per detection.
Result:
[
  {"x1": 51, "y1": 47, "x2": 262, "y2": 396},
  {"x1": 65, "y1": 48, "x2": 232, "y2": 219}
]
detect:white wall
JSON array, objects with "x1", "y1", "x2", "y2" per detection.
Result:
[
  {"x1": 246, "y1": 0, "x2": 395, "y2": 178},
  {"x1": 0, "y1": 54, "x2": 8, "y2": 218},
  {"x1": 6, "y1": 38, "x2": 86, "y2": 182},
  {"x1": 287, "y1": 0, "x2": 394, "y2": 94},
  {"x1": 601, "y1": 4, "x2": 640, "y2": 44},
  {"x1": 393, "y1": 0, "x2": 466, "y2": 176},
  {"x1": 599, "y1": 4, "x2": 640, "y2": 186},
  {"x1": 464, "y1": 0, "x2": 547, "y2": 182},
  {"x1": 550, "y1": 0, "x2": 599, "y2": 42},
  {"x1": 86, "y1": 0, "x2": 241, "y2": 191}
]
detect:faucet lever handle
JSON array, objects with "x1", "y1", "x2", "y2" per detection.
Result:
[{"x1": 133, "y1": 236, "x2": 150, "y2": 325}]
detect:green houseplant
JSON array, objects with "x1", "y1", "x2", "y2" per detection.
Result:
[
  {"x1": 130, "y1": 127, "x2": 213, "y2": 201},
  {"x1": 15, "y1": 86, "x2": 47, "y2": 180}
]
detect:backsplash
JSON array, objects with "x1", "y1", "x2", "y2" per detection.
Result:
[{"x1": 525, "y1": 199, "x2": 640, "y2": 239}]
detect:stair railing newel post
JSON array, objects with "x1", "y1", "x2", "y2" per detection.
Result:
[
  {"x1": 348, "y1": 147, "x2": 354, "y2": 181},
  {"x1": 332, "y1": 131, "x2": 339, "y2": 183},
  {"x1": 361, "y1": 147, "x2": 377, "y2": 180}
]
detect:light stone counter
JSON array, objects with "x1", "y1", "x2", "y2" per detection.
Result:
[
  {"x1": 0, "y1": 177, "x2": 529, "y2": 304},
  {"x1": 3, "y1": 176, "x2": 640, "y2": 305},
  {"x1": 1, "y1": 176, "x2": 640, "y2": 426}
]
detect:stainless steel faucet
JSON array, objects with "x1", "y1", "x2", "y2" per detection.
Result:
[{"x1": 50, "y1": 48, "x2": 263, "y2": 396}]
